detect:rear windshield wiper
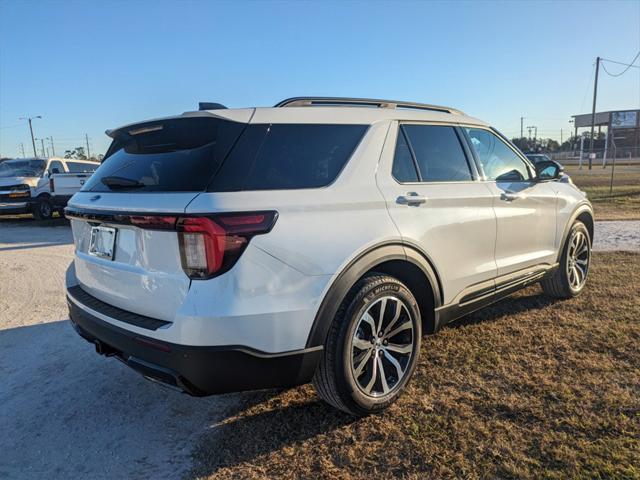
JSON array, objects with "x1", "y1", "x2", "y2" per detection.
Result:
[{"x1": 100, "y1": 176, "x2": 146, "y2": 190}]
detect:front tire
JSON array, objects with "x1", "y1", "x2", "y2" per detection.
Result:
[
  {"x1": 313, "y1": 274, "x2": 421, "y2": 416},
  {"x1": 33, "y1": 197, "x2": 53, "y2": 220},
  {"x1": 541, "y1": 221, "x2": 591, "y2": 298}
]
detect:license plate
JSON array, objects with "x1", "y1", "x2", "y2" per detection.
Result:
[{"x1": 88, "y1": 226, "x2": 117, "y2": 260}]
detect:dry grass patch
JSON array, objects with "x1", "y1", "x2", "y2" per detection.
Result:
[
  {"x1": 566, "y1": 166, "x2": 640, "y2": 220},
  {"x1": 193, "y1": 252, "x2": 640, "y2": 480}
]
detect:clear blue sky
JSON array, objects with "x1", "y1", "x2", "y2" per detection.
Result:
[{"x1": 1, "y1": 0, "x2": 639, "y2": 158}]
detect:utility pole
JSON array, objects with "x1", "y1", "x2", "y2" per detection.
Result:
[
  {"x1": 527, "y1": 126, "x2": 534, "y2": 140},
  {"x1": 534, "y1": 126, "x2": 538, "y2": 140},
  {"x1": 85, "y1": 133, "x2": 91, "y2": 160},
  {"x1": 46, "y1": 147, "x2": 50, "y2": 158},
  {"x1": 520, "y1": 117, "x2": 524, "y2": 138},
  {"x1": 19, "y1": 143, "x2": 25, "y2": 158},
  {"x1": 561, "y1": 129, "x2": 563, "y2": 145},
  {"x1": 19, "y1": 115, "x2": 41, "y2": 157},
  {"x1": 588, "y1": 56, "x2": 600, "y2": 170},
  {"x1": 47, "y1": 136, "x2": 55, "y2": 156},
  {"x1": 38, "y1": 138, "x2": 46, "y2": 157}
]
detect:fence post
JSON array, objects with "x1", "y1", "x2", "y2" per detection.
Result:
[{"x1": 609, "y1": 143, "x2": 618, "y2": 196}]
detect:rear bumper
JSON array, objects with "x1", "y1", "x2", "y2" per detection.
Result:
[{"x1": 67, "y1": 289, "x2": 322, "y2": 395}]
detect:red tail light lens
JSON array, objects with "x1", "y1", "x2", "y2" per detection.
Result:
[
  {"x1": 177, "y1": 212, "x2": 277, "y2": 279},
  {"x1": 130, "y1": 215, "x2": 178, "y2": 230}
]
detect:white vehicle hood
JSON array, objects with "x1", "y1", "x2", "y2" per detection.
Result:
[{"x1": 0, "y1": 176, "x2": 39, "y2": 188}]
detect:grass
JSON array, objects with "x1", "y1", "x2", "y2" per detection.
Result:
[
  {"x1": 193, "y1": 252, "x2": 640, "y2": 480},
  {"x1": 565, "y1": 165, "x2": 640, "y2": 220}
]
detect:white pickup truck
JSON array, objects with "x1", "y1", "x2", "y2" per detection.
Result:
[{"x1": 0, "y1": 157, "x2": 99, "y2": 219}]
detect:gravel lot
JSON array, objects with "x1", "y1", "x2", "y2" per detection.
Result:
[
  {"x1": 0, "y1": 219, "x2": 638, "y2": 479},
  {"x1": 0, "y1": 221, "x2": 242, "y2": 480}
]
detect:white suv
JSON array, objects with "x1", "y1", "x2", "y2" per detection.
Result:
[{"x1": 65, "y1": 97, "x2": 593, "y2": 415}]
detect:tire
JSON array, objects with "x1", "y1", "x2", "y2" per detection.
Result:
[
  {"x1": 33, "y1": 197, "x2": 53, "y2": 220},
  {"x1": 541, "y1": 221, "x2": 591, "y2": 298},
  {"x1": 313, "y1": 274, "x2": 422, "y2": 416}
]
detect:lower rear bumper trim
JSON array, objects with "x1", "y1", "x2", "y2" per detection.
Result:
[{"x1": 67, "y1": 297, "x2": 322, "y2": 395}]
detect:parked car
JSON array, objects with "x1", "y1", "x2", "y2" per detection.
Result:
[
  {"x1": 65, "y1": 97, "x2": 594, "y2": 415},
  {"x1": 525, "y1": 153, "x2": 552, "y2": 164},
  {"x1": 0, "y1": 157, "x2": 98, "y2": 219}
]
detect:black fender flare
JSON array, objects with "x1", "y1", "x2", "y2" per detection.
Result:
[
  {"x1": 556, "y1": 203, "x2": 594, "y2": 262},
  {"x1": 305, "y1": 242, "x2": 442, "y2": 348}
]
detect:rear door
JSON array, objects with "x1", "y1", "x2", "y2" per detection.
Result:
[
  {"x1": 67, "y1": 115, "x2": 249, "y2": 321},
  {"x1": 376, "y1": 122, "x2": 498, "y2": 305},
  {"x1": 463, "y1": 127, "x2": 557, "y2": 276}
]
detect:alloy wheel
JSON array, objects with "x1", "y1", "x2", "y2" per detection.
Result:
[
  {"x1": 566, "y1": 230, "x2": 589, "y2": 290},
  {"x1": 349, "y1": 296, "x2": 414, "y2": 397}
]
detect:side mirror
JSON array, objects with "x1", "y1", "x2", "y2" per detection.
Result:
[
  {"x1": 535, "y1": 160, "x2": 563, "y2": 181},
  {"x1": 50, "y1": 167, "x2": 61, "y2": 175}
]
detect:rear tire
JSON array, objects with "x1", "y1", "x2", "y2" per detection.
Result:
[
  {"x1": 33, "y1": 197, "x2": 53, "y2": 220},
  {"x1": 313, "y1": 274, "x2": 421, "y2": 416},
  {"x1": 541, "y1": 221, "x2": 591, "y2": 298}
]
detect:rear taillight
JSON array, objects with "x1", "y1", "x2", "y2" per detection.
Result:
[
  {"x1": 49, "y1": 177, "x2": 54, "y2": 193},
  {"x1": 177, "y1": 212, "x2": 277, "y2": 279},
  {"x1": 94, "y1": 211, "x2": 276, "y2": 279}
]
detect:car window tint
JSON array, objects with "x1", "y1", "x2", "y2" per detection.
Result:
[
  {"x1": 83, "y1": 117, "x2": 246, "y2": 192},
  {"x1": 49, "y1": 160, "x2": 65, "y2": 174},
  {"x1": 66, "y1": 161, "x2": 97, "y2": 173},
  {"x1": 465, "y1": 128, "x2": 531, "y2": 182},
  {"x1": 210, "y1": 124, "x2": 368, "y2": 191},
  {"x1": 401, "y1": 125, "x2": 472, "y2": 182},
  {"x1": 392, "y1": 129, "x2": 419, "y2": 182}
]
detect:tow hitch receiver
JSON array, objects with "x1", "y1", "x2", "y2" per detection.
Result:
[{"x1": 94, "y1": 340, "x2": 117, "y2": 357}]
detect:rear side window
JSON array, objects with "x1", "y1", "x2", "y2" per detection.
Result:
[
  {"x1": 66, "y1": 161, "x2": 97, "y2": 173},
  {"x1": 209, "y1": 124, "x2": 368, "y2": 191},
  {"x1": 392, "y1": 129, "x2": 419, "y2": 182},
  {"x1": 400, "y1": 125, "x2": 472, "y2": 182},
  {"x1": 83, "y1": 117, "x2": 246, "y2": 192}
]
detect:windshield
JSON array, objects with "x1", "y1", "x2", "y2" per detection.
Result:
[{"x1": 0, "y1": 159, "x2": 46, "y2": 178}]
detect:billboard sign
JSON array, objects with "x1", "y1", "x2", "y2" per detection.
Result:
[{"x1": 611, "y1": 111, "x2": 637, "y2": 129}]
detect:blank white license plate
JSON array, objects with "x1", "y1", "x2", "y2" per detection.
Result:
[{"x1": 88, "y1": 226, "x2": 117, "y2": 260}]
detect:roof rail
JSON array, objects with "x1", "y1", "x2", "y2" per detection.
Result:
[{"x1": 274, "y1": 97, "x2": 464, "y2": 115}]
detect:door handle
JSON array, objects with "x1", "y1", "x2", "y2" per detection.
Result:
[
  {"x1": 397, "y1": 192, "x2": 427, "y2": 206},
  {"x1": 500, "y1": 192, "x2": 521, "y2": 202}
]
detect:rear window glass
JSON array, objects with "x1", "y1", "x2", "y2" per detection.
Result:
[
  {"x1": 66, "y1": 161, "x2": 98, "y2": 173},
  {"x1": 209, "y1": 124, "x2": 368, "y2": 191},
  {"x1": 82, "y1": 117, "x2": 246, "y2": 192}
]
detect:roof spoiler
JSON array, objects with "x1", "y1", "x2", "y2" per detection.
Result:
[{"x1": 198, "y1": 102, "x2": 227, "y2": 111}]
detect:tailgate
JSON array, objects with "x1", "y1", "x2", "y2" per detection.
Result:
[
  {"x1": 52, "y1": 173, "x2": 91, "y2": 197},
  {"x1": 67, "y1": 191, "x2": 200, "y2": 321}
]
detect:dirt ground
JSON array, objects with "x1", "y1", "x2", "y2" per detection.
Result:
[
  {"x1": 0, "y1": 219, "x2": 638, "y2": 479},
  {"x1": 0, "y1": 220, "x2": 235, "y2": 480}
]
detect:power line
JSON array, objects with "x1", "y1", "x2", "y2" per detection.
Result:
[{"x1": 600, "y1": 52, "x2": 640, "y2": 77}]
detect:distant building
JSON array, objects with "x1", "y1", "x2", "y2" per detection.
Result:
[{"x1": 571, "y1": 109, "x2": 639, "y2": 152}]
